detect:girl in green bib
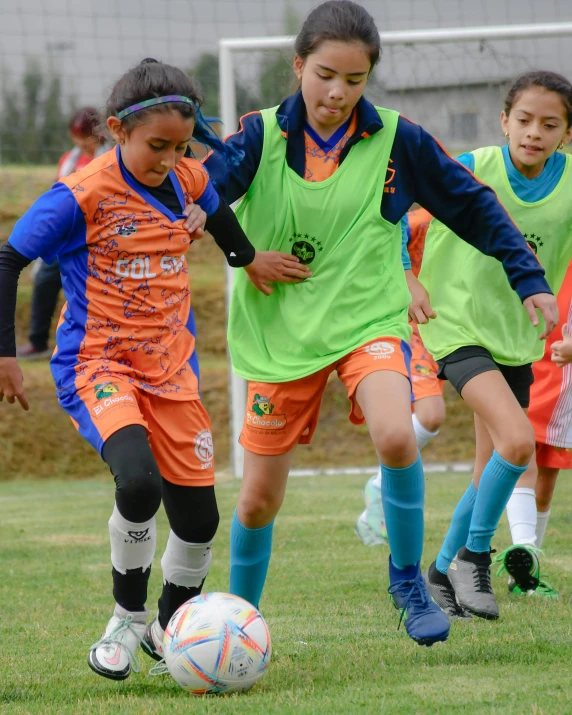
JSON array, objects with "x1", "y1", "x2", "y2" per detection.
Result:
[
  {"x1": 420, "y1": 71, "x2": 572, "y2": 620},
  {"x1": 204, "y1": 1, "x2": 556, "y2": 647}
]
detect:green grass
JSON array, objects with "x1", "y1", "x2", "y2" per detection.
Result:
[{"x1": 1, "y1": 472, "x2": 571, "y2": 714}]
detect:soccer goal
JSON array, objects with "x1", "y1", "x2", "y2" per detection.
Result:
[{"x1": 220, "y1": 21, "x2": 572, "y2": 478}]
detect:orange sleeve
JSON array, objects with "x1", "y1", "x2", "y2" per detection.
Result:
[{"x1": 178, "y1": 158, "x2": 209, "y2": 202}]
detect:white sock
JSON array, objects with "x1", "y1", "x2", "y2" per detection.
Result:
[
  {"x1": 108, "y1": 504, "x2": 157, "y2": 575},
  {"x1": 506, "y1": 487, "x2": 537, "y2": 546},
  {"x1": 536, "y1": 509, "x2": 551, "y2": 548},
  {"x1": 371, "y1": 466, "x2": 382, "y2": 490},
  {"x1": 412, "y1": 413, "x2": 439, "y2": 451},
  {"x1": 161, "y1": 531, "x2": 213, "y2": 588}
]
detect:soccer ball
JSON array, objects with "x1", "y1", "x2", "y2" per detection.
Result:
[{"x1": 163, "y1": 592, "x2": 271, "y2": 695}]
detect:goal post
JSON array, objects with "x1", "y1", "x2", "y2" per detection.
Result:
[{"x1": 219, "y1": 21, "x2": 572, "y2": 478}]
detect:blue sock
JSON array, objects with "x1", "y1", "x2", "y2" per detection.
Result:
[
  {"x1": 466, "y1": 450, "x2": 528, "y2": 553},
  {"x1": 381, "y1": 454, "x2": 424, "y2": 570},
  {"x1": 229, "y1": 511, "x2": 274, "y2": 609},
  {"x1": 435, "y1": 481, "x2": 477, "y2": 574}
]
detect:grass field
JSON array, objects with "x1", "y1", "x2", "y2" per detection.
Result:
[{"x1": 1, "y1": 471, "x2": 571, "y2": 714}]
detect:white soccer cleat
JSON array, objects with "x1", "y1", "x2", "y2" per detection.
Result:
[
  {"x1": 141, "y1": 616, "x2": 165, "y2": 662},
  {"x1": 88, "y1": 609, "x2": 147, "y2": 680}
]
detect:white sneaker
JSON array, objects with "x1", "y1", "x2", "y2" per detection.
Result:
[
  {"x1": 88, "y1": 607, "x2": 147, "y2": 680},
  {"x1": 141, "y1": 616, "x2": 165, "y2": 662},
  {"x1": 354, "y1": 473, "x2": 387, "y2": 546}
]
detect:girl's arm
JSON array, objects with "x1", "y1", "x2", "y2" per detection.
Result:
[
  {"x1": 0, "y1": 185, "x2": 82, "y2": 409},
  {"x1": 202, "y1": 112, "x2": 264, "y2": 204}
]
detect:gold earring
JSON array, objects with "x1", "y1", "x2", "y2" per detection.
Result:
[
  {"x1": 558, "y1": 141, "x2": 564, "y2": 149},
  {"x1": 504, "y1": 132, "x2": 509, "y2": 138}
]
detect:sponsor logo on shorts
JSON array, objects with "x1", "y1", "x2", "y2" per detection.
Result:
[
  {"x1": 92, "y1": 391, "x2": 135, "y2": 416},
  {"x1": 247, "y1": 394, "x2": 287, "y2": 430},
  {"x1": 365, "y1": 341, "x2": 395, "y2": 360},
  {"x1": 413, "y1": 363, "x2": 431, "y2": 377},
  {"x1": 194, "y1": 429, "x2": 214, "y2": 468},
  {"x1": 94, "y1": 382, "x2": 120, "y2": 400}
]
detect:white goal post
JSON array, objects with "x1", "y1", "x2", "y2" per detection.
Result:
[{"x1": 219, "y1": 21, "x2": 572, "y2": 478}]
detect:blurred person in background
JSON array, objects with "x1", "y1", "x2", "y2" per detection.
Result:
[{"x1": 17, "y1": 106, "x2": 109, "y2": 359}]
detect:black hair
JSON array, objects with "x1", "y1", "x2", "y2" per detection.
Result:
[
  {"x1": 505, "y1": 70, "x2": 572, "y2": 128},
  {"x1": 295, "y1": 0, "x2": 381, "y2": 69},
  {"x1": 107, "y1": 58, "x2": 243, "y2": 164}
]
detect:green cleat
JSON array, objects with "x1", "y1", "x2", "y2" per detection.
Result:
[
  {"x1": 493, "y1": 544, "x2": 541, "y2": 593},
  {"x1": 509, "y1": 577, "x2": 559, "y2": 599}
]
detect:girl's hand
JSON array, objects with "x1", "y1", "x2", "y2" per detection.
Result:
[
  {"x1": 405, "y1": 270, "x2": 436, "y2": 324},
  {"x1": 551, "y1": 324, "x2": 572, "y2": 368},
  {"x1": 183, "y1": 200, "x2": 207, "y2": 239},
  {"x1": 244, "y1": 251, "x2": 312, "y2": 296},
  {"x1": 0, "y1": 357, "x2": 29, "y2": 410},
  {"x1": 523, "y1": 293, "x2": 559, "y2": 339}
]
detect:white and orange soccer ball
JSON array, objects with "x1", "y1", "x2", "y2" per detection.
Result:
[{"x1": 163, "y1": 592, "x2": 271, "y2": 695}]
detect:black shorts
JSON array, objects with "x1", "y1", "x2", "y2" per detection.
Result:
[{"x1": 437, "y1": 346, "x2": 534, "y2": 408}]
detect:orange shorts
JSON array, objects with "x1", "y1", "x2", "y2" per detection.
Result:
[
  {"x1": 59, "y1": 376, "x2": 215, "y2": 486},
  {"x1": 239, "y1": 337, "x2": 412, "y2": 455},
  {"x1": 409, "y1": 323, "x2": 443, "y2": 402},
  {"x1": 536, "y1": 442, "x2": 572, "y2": 470}
]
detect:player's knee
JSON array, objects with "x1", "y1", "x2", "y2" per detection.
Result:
[
  {"x1": 103, "y1": 425, "x2": 163, "y2": 522},
  {"x1": 498, "y1": 425, "x2": 535, "y2": 467},
  {"x1": 239, "y1": 491, "x2": 283, "y2": 528},
  {"x1": 171, "y1": 501, "x2": 220, "y2": 544},
  {"x1": 419, "y1": 407, "x2": 446, "y2": 432},
  {"x1": 375, "y1": 427, "x2": 417, "y2": 467},
  {"x1": 414, "y1": 397, "x2": 446, "y2": 432}
]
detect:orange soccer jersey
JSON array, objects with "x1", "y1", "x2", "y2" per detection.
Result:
[
  {"x1": 10, "y1": 146, "x2": 214, "y2": 470},
  {"x1": 529, "y1": 260, "x2": 572, "y2": 464}
]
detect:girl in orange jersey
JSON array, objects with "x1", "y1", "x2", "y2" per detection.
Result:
[
  {"x1": 0, "y1": 59, "x2": 309, "y2": 681},
  {"x1": 17, "y1": 106, "x2": 110, "y2": 360},
  {"x1": 498, "y1": 260, "x2": 572, "y2": 597}
]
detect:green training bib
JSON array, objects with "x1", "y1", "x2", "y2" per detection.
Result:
[
  {"x1": 228, "y1": 106, "x2": 411, "y2": 382},
  {"x1": 419, "y1": 146, "x2": 572, "y2": 365}
]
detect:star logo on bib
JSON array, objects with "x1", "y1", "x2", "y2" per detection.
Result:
[{"x1": 523, "y1": 232, "x2": 544, "y2": 255}]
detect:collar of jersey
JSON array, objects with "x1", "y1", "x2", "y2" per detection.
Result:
[
  {"x1": 275, "y1": 91, "x2": 383, "y2": 177},
  {"x1": 116, "y1": 145, "x2": 187, "y2": 222}
]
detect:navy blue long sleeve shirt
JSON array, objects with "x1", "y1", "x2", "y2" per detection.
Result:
[{"x1": 204, "y1": 91, "x2": 550, "y2": 302}]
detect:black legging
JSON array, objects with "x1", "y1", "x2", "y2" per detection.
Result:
[{"x1": 102, "y1": 424, "x2": 219, "y2": 541}]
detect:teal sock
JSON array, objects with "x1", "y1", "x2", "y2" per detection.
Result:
[
  {"x1": 381, "y1": 454, "x2": 424, "y2": 570},
  {"x1": 435, "y1": 481, "x2": 477, "y2": 574},
  {"x1": 466, "y1": 450, "x2": 528, "y2": 553},
  {"x1": 229, "y1": 510, "x2": 274, "y2": 609}
]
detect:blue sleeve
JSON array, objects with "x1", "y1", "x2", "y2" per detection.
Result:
[
  {"x1": 8, "y1": 183, "x2": 86, "y2": 264},
  {"x1": 408, "y1": 121, "x2": 550, "y2": 300},
  {"x1": 401, "y1": 215, "x2": 411, "y2": 270},
  {"x1": 203, "y1": 112, "x2": 263, "y2": 204},
  {"x1": 194, "y1": 178, "x2": 220, "y2": 216}
]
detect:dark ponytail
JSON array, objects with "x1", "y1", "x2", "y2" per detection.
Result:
[
  {"x1": 107, "y1": 58, "x2": 243, "y2": 165},
  {"x1": 295, "y1": 0, "x2": 381, "y2": 69},
  {"x1": 505, "y1": 70, "x2": 572, "y2": 127}
]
